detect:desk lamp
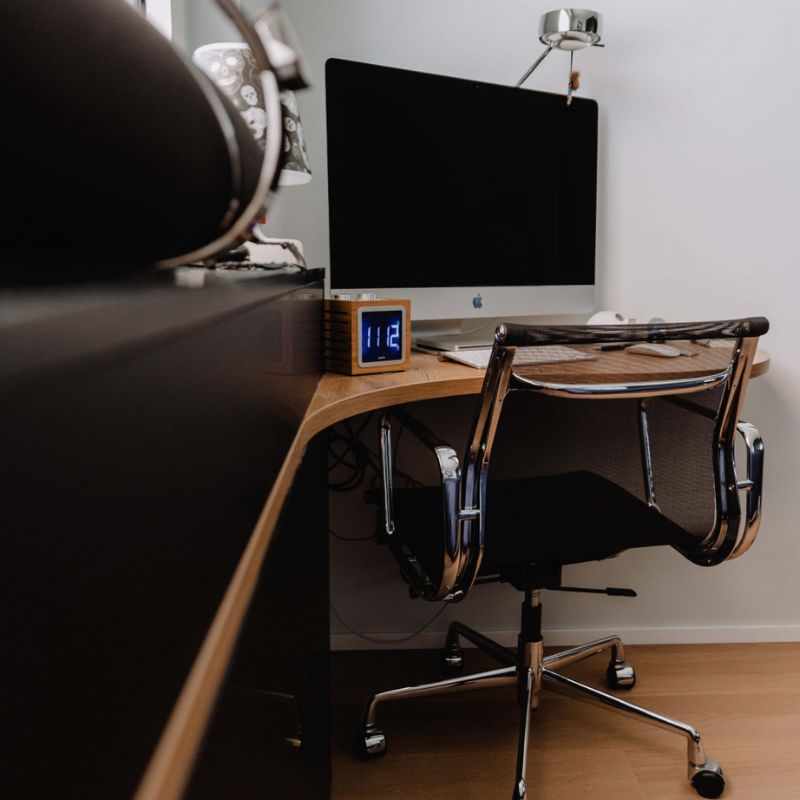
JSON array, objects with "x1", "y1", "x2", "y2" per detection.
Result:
[
  {"x1": 516, "y1": 8, "x2": 603, "y2": 103},
  {"x1": 194, "y1": 42, "x2": 312, "y2": 266}
]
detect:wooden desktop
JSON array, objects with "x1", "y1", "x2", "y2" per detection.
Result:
[{"x1": 307, "y1": 346, "x2": 770, "y2": 433}]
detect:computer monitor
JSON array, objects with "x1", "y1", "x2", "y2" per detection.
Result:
[{"x1": 325, "y1": 59, "x2": 597, "y2": 321}]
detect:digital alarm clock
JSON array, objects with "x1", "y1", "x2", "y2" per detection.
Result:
[{"x1": 325, "y1": 295, "x2": 411, "y2": 375}]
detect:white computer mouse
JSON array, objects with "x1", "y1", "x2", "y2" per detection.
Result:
[
  {"x1": 627, "y1": 343, "x2": 681, "y2": 358},
  {"x1": 587, "y1": 310, "x2": 629, "y2": 325}
]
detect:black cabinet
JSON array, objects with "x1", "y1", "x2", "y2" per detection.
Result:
[
  {"x1": 185, "y1": 433, "x2": 330, "y2": 800},
  {"x1": 0, "y1": 269, "x2": 327, "y2": 799}
]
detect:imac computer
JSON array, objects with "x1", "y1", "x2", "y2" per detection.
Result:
[{"x1": 325, "y1": 58, "x2": 597, "y2": 326}]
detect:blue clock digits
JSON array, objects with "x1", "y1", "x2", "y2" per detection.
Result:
[{"x1": 361, "y1": 309, "x2": 403, "y2": 363}]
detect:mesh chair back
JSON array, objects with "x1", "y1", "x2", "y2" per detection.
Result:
[{"x1": 456, "y1": 318, "x2": 768, "y2": 594}]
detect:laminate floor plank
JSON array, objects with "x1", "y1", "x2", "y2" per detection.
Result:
[{"x1": 332, "y1": 643, "x2": 800, "y2": 799}]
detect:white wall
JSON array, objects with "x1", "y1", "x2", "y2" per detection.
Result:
[
  {"x1": 198, "y1": 0, "x2": 800, "y2": 646},
  {"x1": 279, "y1": 0, "x2": 800, "y2": 647}
]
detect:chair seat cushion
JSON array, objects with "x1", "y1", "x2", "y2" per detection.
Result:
[{"x1": 394, "y1": 471, "x2": 697, "y2": 580}]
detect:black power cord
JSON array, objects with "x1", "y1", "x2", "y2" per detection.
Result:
[
  {"x1": 331, "y1": 600, "x2": 448, "y2": 645},
  {"x1": 328, "y1": 414, "x2": 449, "y2": 643},
  {"x1": 327, "y1": 414, "x2": 426, "y2": 496}
]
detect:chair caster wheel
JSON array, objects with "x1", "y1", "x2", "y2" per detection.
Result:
[
  {"x1": 441, "y1": 642, "x2": 464, "y2": 672},
  {"x1": 356, "y1": 726, "x2": 387, "y2": 759},
  {"x1": 606, "y1": 659, "x2": 636, "y2": 689},
  {"x1": 690, "y1": 759, "x2": 725, "y2": 798}
]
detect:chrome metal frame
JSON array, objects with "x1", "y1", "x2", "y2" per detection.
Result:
[
  {"x1": 543, "y1": 634, "x2": 626, "y2": 671},
  {"x1": 510, "y1": 368, "x2": 731, "y2": 398},
  {"x1": 728, "y1": 420, "x2": 764, "y2": 559},
  {"x1": 541, "y1": 668, "x2": 710, "y2": 774},
  {"x1": 368, "y1": 319, "x2": 766, "y2": 797},
  {"x1": 379, "y1": 408, "x2": 465, "y2": 601},
  {"x1": 459, "y1": 333, "x2": 515, "y2": 595},
  {"x1": 378, "y1": 322, "x2": 766, "y2": 601},
  {"x1": 359, "y1": 619, "x2": 724, "y2": 799},
  {"x1": 682, "y1": 336, "x2": 762, "y2": 564},
  {"x1": 362, "y1": 665, "x2": 518, "y2": 728},
  {"x1": 658, "y1": 396, "x2": 765, "y2": 563},
  {"x1": 637, "y1": 398, "x2": 661, "y2": 512}
]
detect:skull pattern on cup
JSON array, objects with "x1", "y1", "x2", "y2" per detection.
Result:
[{"x1": 193, "y1": 42, "x2": 311, "y2": 182}]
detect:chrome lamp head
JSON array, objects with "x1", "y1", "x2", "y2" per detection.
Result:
[
  {"x1": 538, "y1": 8, "x2": 602, "y2": 50},
  {"x1": 516, "y1": 8, "x2": 604, "y2": 90}
]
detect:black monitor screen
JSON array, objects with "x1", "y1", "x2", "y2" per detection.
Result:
[{"x1": 326, "y1": 59, "x2": 598, "y2": 290}]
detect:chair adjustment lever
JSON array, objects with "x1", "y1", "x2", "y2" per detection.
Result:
[{"x1": 552, "y1": 586, "x2": 637, "y2": 598}]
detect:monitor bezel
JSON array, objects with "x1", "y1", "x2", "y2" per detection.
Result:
[{"x1": 325, "y1": 59, "x2": 597, "y2": 321}]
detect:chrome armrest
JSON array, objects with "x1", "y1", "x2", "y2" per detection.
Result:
[
  {"x1": 727, "y1": 421, "x2": 765, "y2": 560},
  {"x1": 379, "y1": 409, "x2": 464, "y2": 600}
]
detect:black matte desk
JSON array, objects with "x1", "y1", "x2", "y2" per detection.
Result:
[{"x1": 0, "y1": 268, "x2": 326, "y2": 800}]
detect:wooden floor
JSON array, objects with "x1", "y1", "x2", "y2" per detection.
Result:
[{"x1": 332, "y1": 643, "x2": 800, "y2": 799}]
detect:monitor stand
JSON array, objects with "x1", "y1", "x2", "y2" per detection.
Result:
[
  {"x1": 411, "y1": 313, "x2": 589, "y2": 352},
  {"x1": 411, "y1": 316, "x2": 502, "y2": 352},
  {"x1": 414, "y1": 332, "x2": 494, "y2": 351}
]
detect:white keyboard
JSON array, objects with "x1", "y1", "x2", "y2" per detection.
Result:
[{"x1": 441, "y1": 345, "x2": 595, "y2": 370}]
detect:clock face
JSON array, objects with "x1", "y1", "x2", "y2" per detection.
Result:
[{"x1": 358, "y1": 307, "x2": 406, "y2": 367}]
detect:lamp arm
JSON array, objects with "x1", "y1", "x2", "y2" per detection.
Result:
[{"x1": 515, "y1": 46, "x2": 553, "y2": 87}]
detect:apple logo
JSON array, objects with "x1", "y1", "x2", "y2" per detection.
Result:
[{"x1": 472, "y1": 294, "x2": 483, "y2": 309}]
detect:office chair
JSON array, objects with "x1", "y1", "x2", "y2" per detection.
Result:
[{"x1": 357, "y1": 318, "x2": 768, "y2": 799}]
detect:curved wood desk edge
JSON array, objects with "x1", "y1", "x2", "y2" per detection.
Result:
[
  {"x1": 135, "y1": 348, "x2": 770, "y2": 800},
  {"x1": 752, "y1": 349, "x2": 770, "y2": 378},
  {"x1": 304, "y1": 377, "x2": 484, "y2": 441},
  {"x1": 134, "y1": 429, "x2": 309, "y2": 800},
  {"x1": 303, "y1": 349, "x2": 770, "y2": 440}
]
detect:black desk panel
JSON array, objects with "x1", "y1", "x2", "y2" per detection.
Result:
[{"x1": 0, "y1": 269, "x2": 326, "y2": 798}]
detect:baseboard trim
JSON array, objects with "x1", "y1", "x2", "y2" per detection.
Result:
[{"x1": 331, "y1": 625, "x2": 800, "y2": 651}]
